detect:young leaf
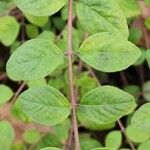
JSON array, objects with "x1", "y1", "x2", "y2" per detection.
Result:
[
  {"x1": 14, "y1": 0, "x2": 67, "y2": 16},
  {"x1": 80, "y1": 134, "x2": 102, "y2": 150},
  {"x1": 76, "y1": 0, "x2": 128, "y2": 38},
  {"x1": 117, "y1": 0, "x2": 140, "y2": 18},
  {"x1": 79, "y1": 33, "x2": 141, "y2": 72},
  {"x1": 131, "y1": 103, "x2": 150, "y2": 133},
  {"x1": 142, "y1": 81, "x2": 150, "y2": 101},
  {"x1": 19, "y1": 85, "x2": 71, "y2": 126},
  {"x1": 92, "y1": 148, "x2": 116, "y2": 150},
  {"x1": 6, "y1": 39, "x2": 64, "y2": 81},
  {"x1": 105, "y1": 131, "x2": 122, "y2": 149},
  {"x1": 146, "y1": 50, "x2": 150, "y2": 68},
  {"x1": 0, "y1": 16, "x2": 20, "y2": 46},
  {"x1": 40, "y1": 148, "x2": 63, "y2": 150},
  {"x1": 77, "y1": 86, "x2": 135, "y2": 125},
  {"x1": 0, "y1": 121, "x2": 15, "y2": 150},
  {"x1": 126, "y1": 125, "x2": 150, "y2": 143},
  {"x1": 138, "y1": 140, "x2": 150, "y2": 150},
  {"x1": 0, "y1": 84, "x2": 13, "y2": 106},
  {"x1": 25, "y1": 14, "x2": 48, "y2": 27}
]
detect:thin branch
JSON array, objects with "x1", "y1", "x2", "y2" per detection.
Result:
[
  {"x1": 10, "y1": 81, "x2": 26, "y2": 105},
  {"x1": 118, "y1": 120, "x2": 136, "y2": 150},
  {"x1": 87, "y1": 67, "x2": 136, "y2": 150},
  {"x1": 66, "y1": 0, "x2": 80, "y2": 149}
]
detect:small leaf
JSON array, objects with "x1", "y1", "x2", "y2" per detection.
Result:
[
  {"x1": 76, "y1": 0, "x2": 128, "y2": 38},
  {"x1": 6, "y1": 39, "x2": 64, "y2": 81},
  {"x1": 19, "y1": 85, "x2": 71, "y2": 126},
  {"x1": 138, "y1": 140, "x2": 150, "y2": 150},
  {"x1": 131, "y1": 103, "x2": 150, "y2": 133},
  {"x1": 23, "y1": 129, "x2": 41, "y2": 144},
  {"x1": 77, "y1": 86, "x2": 135, "y2": 125},
  {"x1": 79, "y1": 33, "x2": 141, "y2": 72},
  {"x1": 117, "y1": 0, "x2": 140, "y2": 18},
  {"x1": 80, "y1": 134, "x2": 102, "y2": 150},
  {"x1": 25, "y1": 14, "x2": 48, "y2": 27},
  {"x1": 0, "y1": 121, "x2": 15, "y2": 150},
  {"x1": 40, "y1": 148, "x2": 63, "y2": 150},
  {"x1": 27, "y1": 78, "x2": 47, "y2": 88},
  {"x1": 146, "y1": 50, "x2": 150, "y2": 68},
  {"x1": 142, "y1": 81, "x2": 150, "y2": 101},
  {"x1": 14, "y1": 0, "x2": 67, "y2": 16},
  {"x1": 0, "y1": 84, "x2": 13, "y2": 106},
  {"x1": 126, "y1": 125, "x2": 150, "y2": 143},
  {"x1": 0, "y1": 16, "x2": 20, "y2": 46},
  {"x1": 105, "y1": 131, "x2": 122, "y2": 149}
]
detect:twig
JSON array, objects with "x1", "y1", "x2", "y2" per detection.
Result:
[
  {"x1": 66, "y1": 0, "x2": 80, "y2": 149},
  {"x1": 10, "y1": 81, "x2": 26, "y2": 105},
  {"x1": 87, "y1": 67, "x2": 136, "y2": 150},
  {"x1": 0, "y1": 73, "x2": 7, "y2": 81},
  {"x1": 118, "y1": 120, "x2": 136, "y2": 150}
]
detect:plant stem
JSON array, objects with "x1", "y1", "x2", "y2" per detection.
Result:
[
  {"x1": 67, "y1": 0, "x2": 80, "y2": 149},
  {"x1": 87, "y1": 66, "x2": 136, "y2": 150},
  {"x1": 118, "y1": 120, "x2": 136, "y2": 150}
]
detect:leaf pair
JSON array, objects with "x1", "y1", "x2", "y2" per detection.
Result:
[{"x1": 18, "y1": 85, "x2": 135, "y2": 126}]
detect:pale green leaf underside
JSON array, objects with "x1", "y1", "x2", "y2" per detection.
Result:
[
  {"x1": 0, "y1": 16, "x2": 20, "y2": 46},
  {"x1": 131, "y1": 103, "x2": 150, "y2": 133},
  {"x1": 6, "y1": 39, "x2": 63, "y2": 81},
  {"x1": 76, "y1": 0, "x2": 129, "y2": 38},
  {"x1": 79, "y1": 33, "x2": 141, "y2": 72},
  {"x1": 13, "y1": 0, "x2": 67, "y2": 16},
  {"x1": 40, "y1": 148, "x2": 63, "y2": 150},
  {"x1": 0, "y1": 85, "x2": 13, "y2": 106},
  {"x1": 77, "y1": 86, "x2": 135, "y2": 125},
  {"x1": 105, "y1": 131, "x2": 122, "y2": 149},
  {"x1": 19, "y1": 85, "x2": 71, "y2": 126},
  {"x1": 0, "y1": 121, "x2": 15, "y2": 150}
]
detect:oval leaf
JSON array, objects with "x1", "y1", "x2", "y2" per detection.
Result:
[
  {"x1": 19, "y1": 85, "x2": 71, "y2": 126},
  {"x1": 76, "y1": 0, "x2": 128, "y2": 38},
  {"x1": 79, "y1": 33, "x2": 141, "y2": 72},
  {"x1": 6, "y1": 39, "x2": 63, "y2": 81},
  {"x1": 0, "y1": 84, "x2": 13, "y2": 106},
  {"x1": 131, "y1": 103, "x2": 150, "y2": 133},
  {"x1": 0, "y1": 121, "x2": 15, "y2": 150},
  {"x1": 14, "y1": 0, "x2": 67, "y2": 16},
  {"x1": 77, "y1": 86, "x2": 135, "y2": 125},
  {"x1": 0, "y1": 16, "x2": 20, "y2": 46}
]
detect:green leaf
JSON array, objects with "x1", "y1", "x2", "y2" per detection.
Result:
[
  {"x1": 14, "y1": 0, "x2": 67, "y2": 16},
  {"x1": 25, "y1": 14, "x2": 48, "y2": 27},
  {"x1": 105, "y1": 131, "x2": 122, "y2": 149},
  {"x1": 80, "y1": 134, "x2": 102, "y2": 150},
  {"x1": 131, "y1": 103, "x2": 150, "y2": 133},
  {"x1": 92, "y1": 148, "x2": 116, "y2": 150},
  {"x1": 126, "y1": 125, "x2": 150, "y2": 143},
  {"x1": 145, "y1": 17, "x2": 150, "y2": 30},
  {"x1": 77, "y1": 86, "x2": 135, "y2": 125},
  {"x1": 146, "y1": 50, "x2": 150, "y2": 68},
  {"x1": 27, "y1": 78, "x2": 47, "y2": 88},
  {"x1": 23, "y1": 129, "x2": 41, "y2": 144},
  {"x1": 40, "y1": 148, "x2": 63, "y2": 150},
  {"x1": 0, "y1": 84, "x2": 13, "y2": 106},
  {"x1": 19, "y1": 85, "x2": 71, "y2": 126},
  {"x1": 123, "y1": 85, "x2": 140, "y2": 101},
  {"x1": 26, "y1": 24, "x2": 39, "y2": 39},
  {"x1": 79, "y1": 33, "x2": 141, "y2": 72},
  {"x1": 6, "y1": 39, "x2": 64, "y2": 81},
  {"x1": 138, "y1": 140, "x2": 150, "y2": 150},
  {"x1": 37, "y1": 31, "x2": 55, "y2": 43},
  {"x1": 117, "y1": 0, "x2": 140, "y2": 18},
  {"x1": 0, "y1": 121, "x2": 15, "y2": 150},
  {"x1": 76, "y1": 0, "x2": 128, "y2": 38},
  {"x1": 142, "y1": 81, "x2": 150, "y2": 101},
  {"x1": 52, "y1": 119, "x2": 70, "y2": 142},
  {"x1": 0, "y1": 16, "x2": 20, "y2": 46}
]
